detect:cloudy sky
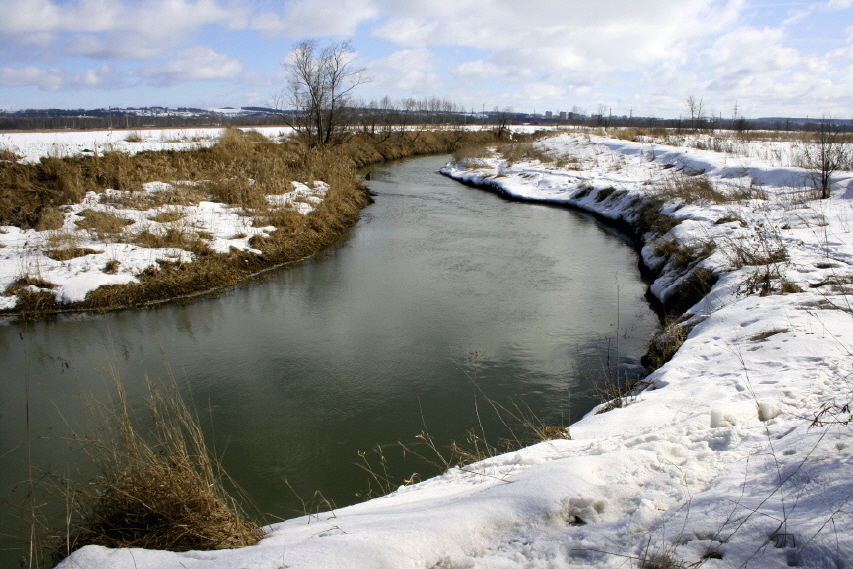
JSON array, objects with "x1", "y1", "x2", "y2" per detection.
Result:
[{"x1": 1, "y1": 0, "x2": 852, "y2": 118}]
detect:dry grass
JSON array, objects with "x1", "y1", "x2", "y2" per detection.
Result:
[
  {"x1": 656, "y1": 174, "x2": 728, "y2": 204},
  {"x1": 35, "y1": 206, "x2": 65, "y2": 231},
  {"x1": 74, "y1": 210, "x2": 134, "y2": 238},
  {"x1": 0, "y1": 147, "x2": 21, "y2": 161},
  {"x1": 2, "y1": 128, "x2": 505, "y2": 316},
  {"x1": 103, "y1": 184, "x2": 205, "y2": 210},
  {"x1": 3, "y1": 277, "x2": 61, "y2": 315},
  {"x1": 641, "y1": 315, "x2": 697, "y2": 375},
  {"x1": 654, "y1": 238, "x2": 716, "y2": 271},
  {"x1": 749, "y1": 328, "x2": 789, "y2": 341},
  {"x1": 104, "y1": 259, "x2": 120, "y2": 274},
  {"x1": 130, "y1": 227, "x2": 212, "y2": 255},
  {"x1": 356, "y1": 393, "x2": 569, "y2": 500},
  {"x1": 452, "y1": 144, "x2": 491, "y2": 163},
  {"x1": 594, "y1": 372, "x2": 636, "y2": 414},
  {"x1": 53, "y1": 376, "x2": 262, "y2": 559},
  {"x1": 634, "y1": 197, "x2": 680, "y2": 237},
  {"x1": 43, "y1": 247, "x2": 101, "y2": 261},
  {"x1": 147, "y1": 210, "x2": 186, "y2": 223},
  {"x1": 496, "y1": 142, "x2": 577, "y2": 168}
]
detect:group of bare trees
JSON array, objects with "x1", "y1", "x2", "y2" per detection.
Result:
[{"x1": 351, "y1": 96, "x2": 468, "y2": 138}]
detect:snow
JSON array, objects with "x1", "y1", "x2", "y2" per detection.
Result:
[
  {"x1": 0, "y1": 129, "x2": 329, "y2": 311},
  {"x1": 0, "y1": 126, "x2": 293, "y2": 163},
  {"x1": 44, "y1": 130, "x2": 853, "y2": 567}
]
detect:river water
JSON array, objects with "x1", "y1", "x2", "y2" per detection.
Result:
[{"x1": 0, "y1": 154, "x2": 658, "y2": 562}]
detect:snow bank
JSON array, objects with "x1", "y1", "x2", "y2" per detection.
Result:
[{"x1": 55, "y1": 132, "x2": 853, "y2": 568}]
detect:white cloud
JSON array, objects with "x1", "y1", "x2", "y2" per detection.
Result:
[
  {"x1": 249, "y1": 0, "x2": 380, "y2": 36},
  {"x1": 0, "y1": 65, "x2": 64, "y2": 90},
  {"x1": 706, "y1": 27, "x2": 799, "y2": 72},
  {"x1": 453, "y1": 60, "x2": 504, "y2": 81},
  {"x1": 1, "y1": 0, "x2": 242, "y2": 59},
  {"x1": 141, "y1": 47, "x2": 243, "y2": 86},
  {"x1": 373, "y1": 0, "x2": 744, "y2": 74},
  {"x1": 827, "y1": 0, "x2": 853, "y2": 9},
  {"x1": 0, "y1": 63, "x2": 128, "y2": 91},
  {"x1": 69, "y1": 64, "x2": 122, "y2": 89},
  {"x1": 64, "y1": 33, "x2": 179, "y2": 60},
  {"x1": 368, "y1": 48, "x2": 443, "y2": 93}
]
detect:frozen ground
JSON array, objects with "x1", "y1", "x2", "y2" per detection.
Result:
[{"x1": 35, "y1": 130, "x2": 853, "y2": 568}]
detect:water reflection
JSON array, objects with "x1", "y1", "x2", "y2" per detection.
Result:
[{"x1": 0, "y1": 154, "x2": 657, "y2": 564}]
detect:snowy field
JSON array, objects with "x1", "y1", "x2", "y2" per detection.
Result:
[
  {"x1": 14, "y1": 129, "x2": 853, "y2": 568},
  {"x1": 0, "y1": 126, "x2": 293, "y2": 163}
]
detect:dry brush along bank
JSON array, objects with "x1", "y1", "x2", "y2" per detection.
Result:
[
  {"x1": 441, "y1": 132, "x2": 851, "y2": 383},
  {"x1": 0, "y1": 128, "x2": 506, "y2": 319}
]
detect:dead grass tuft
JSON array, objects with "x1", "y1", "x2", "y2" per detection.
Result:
[
  {"x1": 656, "y1": 174, "x2": 728, "y2": 204},
  {"x1": 749, "y1": 328, "x2": 788, "y2": 341},
  {"x1": 75, "y1": 210, "x2": 134, "y2": 238},
  {"x1": 496, "y1": 142, "x2": 571, "y2": 167},
  {"x1": 44, "y1": 247, "x2": 101, "y2": 261},
  {"x1": 634, "y1": 197, "x2": 680, "y2": 237},
  {"x1": 147, "y1": 211, "x2": 186, "y2": 223},
  {"x1": 642, "y1": 315, "x2": 696, "y2": 375},
  {"x1": 131, "y1": 228, "x2": 212, "y2": 255},
  {"x1": 35, "y1": 206, "x2": 65, "y2": 231},
  {"x1": 55, "y1": 376, "x2": 262, "y2": 558},
  {"x1": 654, "y1": 238, "x2": 715, "y2": 271},
  {"x1": 452, "y1": 144, "x2": 491, "y2": 163},
  {"x1": 0, "y1": 147, "x2": 21, "y2": 161}
]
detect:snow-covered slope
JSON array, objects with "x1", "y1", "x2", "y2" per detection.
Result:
[{"x1": 56, "y1": 132, "x2": 853, "y2": 568}]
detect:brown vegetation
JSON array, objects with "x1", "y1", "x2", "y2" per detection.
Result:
[
  {"x1": 1, "y1": 128, "x2": 503, "y2": 316},
  {"x1": 54, "y1": 377, "x2": 262, "y2": 559}
]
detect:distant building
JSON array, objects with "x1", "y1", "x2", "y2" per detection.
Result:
[
  {"x1": 545, "y1": 111, "x2": 553, "y2": 119},
  {"x1": 559, "y1": 111, "x2": 567, "y2": 121}
]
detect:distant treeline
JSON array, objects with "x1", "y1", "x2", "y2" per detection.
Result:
[{"x1": 2, "y1": 105, "x2": 851, "y2": 133}]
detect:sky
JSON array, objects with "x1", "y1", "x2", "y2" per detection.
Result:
[{"x1": 1, "y1": 0, "x2": 853, "y2": 119}]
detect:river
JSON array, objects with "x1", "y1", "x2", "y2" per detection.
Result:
[{"x1": 0, "y1": 154, "x2": 658, "y2": 564}]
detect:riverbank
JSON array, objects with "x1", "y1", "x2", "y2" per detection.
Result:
[
  {"x1": 0, "y1": 127, "x2": 503, "y2": 318},
  {"x1": 56, "y1": 129, "x2": 853, "y2": 568}
]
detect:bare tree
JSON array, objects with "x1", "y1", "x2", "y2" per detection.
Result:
[
  {"x1": 494, "y1": 106, "x2": 513, "y2": 138},
  {"x1": 803, "y1": 118, "x2": 851, "y2": 199},
  {"x1": 686, "y1": 96, "x2": 705, "y2": 130},
  {"x1": 280, "y1": 39, "x2": 368, "y2": 146}
]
